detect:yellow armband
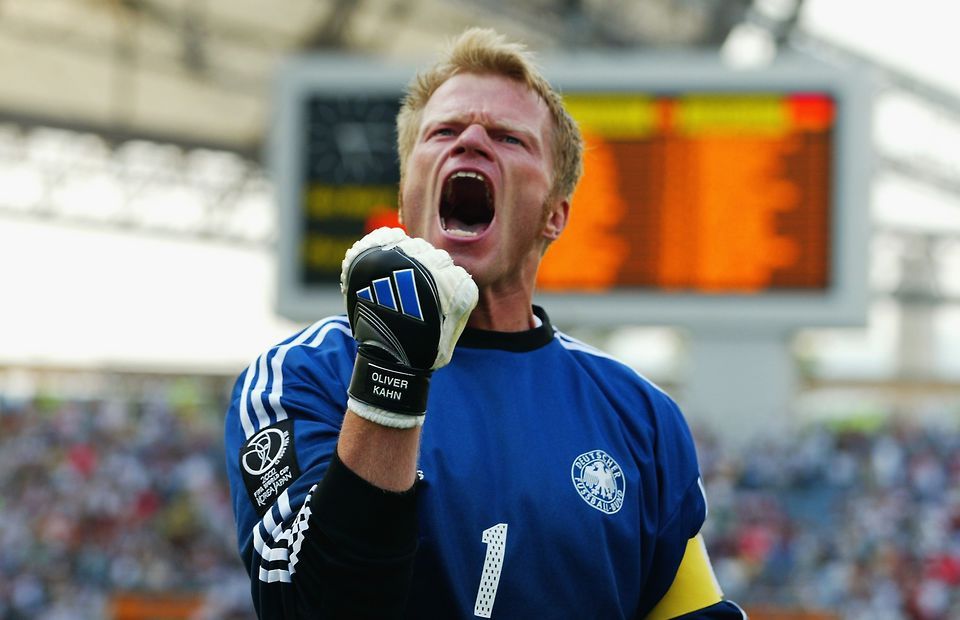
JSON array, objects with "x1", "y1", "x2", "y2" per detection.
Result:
[{"x1": 645, "y1": 534, "x2": 724, "y2": 620}]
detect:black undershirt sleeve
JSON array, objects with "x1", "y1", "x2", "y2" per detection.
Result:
[{"x1": 292, "y1": 450, "x2": 419, "y2": 619}]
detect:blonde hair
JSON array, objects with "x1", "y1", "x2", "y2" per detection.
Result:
[{"x1": 396, "y1": 28, "x2": 583, "y2": 202}]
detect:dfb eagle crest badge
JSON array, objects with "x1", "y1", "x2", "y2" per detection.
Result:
[{"x1": 571, "y1": 449, "x2": 625, "y2": 514}]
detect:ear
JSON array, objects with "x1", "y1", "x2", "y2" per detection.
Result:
[
  {"x1": 396, "y1": 188, "x2": 406, "y2": 226},
  {"x1": 542, "y1": 198, "x2": 569, "y2": 241}
]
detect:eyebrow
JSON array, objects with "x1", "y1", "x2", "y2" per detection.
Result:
[{"x1": 425, "y1": 112, "x2": 542, "y2": 149}]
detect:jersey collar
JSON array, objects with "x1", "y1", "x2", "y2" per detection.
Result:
[{"x1": 456, "y1": 306, "x2": 554, "y2": 352}]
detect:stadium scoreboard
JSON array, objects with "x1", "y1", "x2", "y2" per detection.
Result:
[{"x1": 273, "y1": 55, "x2": 869, "y2": 328}]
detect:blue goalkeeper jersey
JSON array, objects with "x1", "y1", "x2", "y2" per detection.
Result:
[{"x1": 225, "y1": 307, "x2": 726, "y2": 619}]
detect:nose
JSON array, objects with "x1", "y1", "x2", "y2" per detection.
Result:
[{"x1": 452, "y1": 124, "x2": 492, "y2": 159}]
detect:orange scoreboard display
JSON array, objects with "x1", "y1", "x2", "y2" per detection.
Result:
[
  {"x1": 539, "y1": 93, "x2": 834, "y2": 293},
  {"x1": 274, "y1": 56, "x2": 870, "y2": 327}
]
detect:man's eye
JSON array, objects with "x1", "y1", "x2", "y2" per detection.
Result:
[
  {"x1": 500, "y1": 135, "x2": 523, "y2": 145},
  {"x1": 433, "y1": 128, "x2": 455, "y2": 137}
]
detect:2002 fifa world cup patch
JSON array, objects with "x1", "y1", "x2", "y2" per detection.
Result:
[{"x1": 240, "y1": 419, "x2": 301, "y2": 517}]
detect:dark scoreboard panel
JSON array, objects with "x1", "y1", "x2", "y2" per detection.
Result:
[
  {"x1": 300, "y1": 95, "x2": 401, "y2": 285},
  {"x1": 538, "y1": 93, "x2": 833, "y2": 293},
  {"x1": 275, "y1": 56, "x2": 869, "y2": 327}
]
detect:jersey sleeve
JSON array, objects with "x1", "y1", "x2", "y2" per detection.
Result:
[
  {"x1": 224, "y1": 317, "x2": 418, "y2": 618},
  {"x1": 635, "y1": 391, "x2": 745, "y2": 619},
  {"x1": 635, "y1": 390, "x2": 709, "y2": 616}
]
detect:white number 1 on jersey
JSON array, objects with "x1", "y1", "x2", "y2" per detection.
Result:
[{"x1": 473, "y1": 523, "x2": 508, "y2": 618}]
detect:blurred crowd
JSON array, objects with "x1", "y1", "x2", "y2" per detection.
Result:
[
  {"x1": 700, "y1": 417, "x2": 960, "y2": 620},
  {"x1": 1, "y1": 375, "x2": 958, "y2": 619},
  {"x1": 0, "y1": 378, "x2": 251, "y2": 620}
]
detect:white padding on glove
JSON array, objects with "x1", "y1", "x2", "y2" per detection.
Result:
[
  {"x1": 347, "y1": 397, "x2": 425, "y2": 429},
  {"x1": 341, "y1": 227, "x2": 479, "y2": 371}
]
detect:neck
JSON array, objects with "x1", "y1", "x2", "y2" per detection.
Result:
[
  {"x1": 467, "y1": 285, "x2": 535, "y2": 331},
  {"x1": 463, "y1": 239, "x2": 546, "y2": 331}
]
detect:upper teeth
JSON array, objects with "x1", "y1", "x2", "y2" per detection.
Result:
[{"x1": 444, "y1": 171, "x2": 490, "y2": 203}]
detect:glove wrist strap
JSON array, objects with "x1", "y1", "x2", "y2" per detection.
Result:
[
  {"x1": 348, "y1": 352, "x2": 432, "y2": 416},
  {"x1": 346, "y1": 398, "x2": 425, "y2": 429}
]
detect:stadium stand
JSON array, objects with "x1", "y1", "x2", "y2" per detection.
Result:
[
  {"x1": 0, "y1": 376, "x2": 251, "y2": 620},
  {"x1": 1, "y1": 373, "x2": 957, "y2": 619},
  {"x1": 701, "y1": 419, "x2": 960, "y2": 619}
]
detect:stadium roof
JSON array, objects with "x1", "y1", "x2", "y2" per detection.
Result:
[
  {"x1": 1, "y1": 0, "x2": 958, "y2": 376},
  {"x1": 0, "y1": 0, "x2": 750, "y2": 157}
]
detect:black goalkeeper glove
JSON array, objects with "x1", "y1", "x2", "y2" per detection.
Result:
[{"x1": 340, "y1": 227, "x2": 478, "y2": 428}]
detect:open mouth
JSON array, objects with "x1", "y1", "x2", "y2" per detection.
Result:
[{"x1": 440, "y1": 171, "x2": 494, "y2": 238}]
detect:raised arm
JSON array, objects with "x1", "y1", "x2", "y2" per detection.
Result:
[{"x1": 226, "y1": 228, "x2": 476, "y2": 619}]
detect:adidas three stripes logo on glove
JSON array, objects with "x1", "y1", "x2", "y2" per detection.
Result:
[{"x1": 340, "y1": 227, "x2": 478, "y2": 428}]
